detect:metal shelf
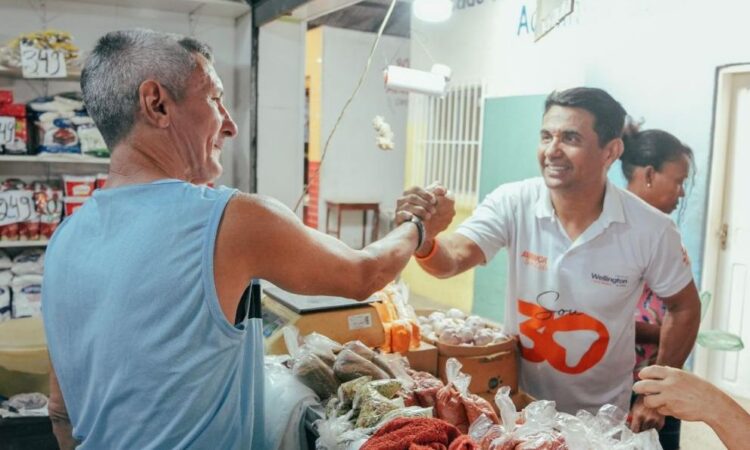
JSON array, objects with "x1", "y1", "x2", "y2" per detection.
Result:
[
  {"x1": 0, "y1": 154, "x2": 110, "y2": 165},
  {"x1": 0, "y1": 66, "x2": 82, "y2": 82},
  {"x1": 0, "y1": 240, "x2": 49, "y2": 248}
]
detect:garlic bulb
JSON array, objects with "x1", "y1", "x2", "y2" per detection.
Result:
[
  {"x1": 446, "y1": 308, "x2": 465, "y2": 320},
  {"x1": 458, "y1": 327, "x2": 475, "y2": 344},
  {"x1": 439, "y1": 328, "x2": 462, "y2": 346},
  {"x1": 473, "y1": 328, "x2": 495, "y2": 346}
]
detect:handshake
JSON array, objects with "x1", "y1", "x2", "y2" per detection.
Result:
[{"x1": 395, "y1": 183, "x2": 456, "y2": 254}]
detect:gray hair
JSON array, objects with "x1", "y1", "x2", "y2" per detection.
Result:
[{"x1": 81, "y1": 29, "x2": 213, "y2": 149}]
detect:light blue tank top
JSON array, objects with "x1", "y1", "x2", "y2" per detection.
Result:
[{"x1": 42, "y1": 180, "x2": 265, "y2": 449}]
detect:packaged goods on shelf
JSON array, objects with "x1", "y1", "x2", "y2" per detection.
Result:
[
  {"x1": 38, "y1": 188, "x2": 63, "y2": 239},
  {"x1": 0, "y1": 90, "x2": 12, "y2": 105},
  {"x1": 62, "y1": 196, "x2": 88, "y2": 216},
  {"x1": 95, "y1": 173, "x2": 107, "y2": 190},
  {"x1": 26, "y1": 93, "x2": 109, "y2": 157},
  {"x1": 11, "y1": 249, "x2": 44, "y2": 276},
  {"x1": 0, "y1": 284, "x2": 10, "y2": 322},
  {"x1": 62, "y1": 174, "x2": 95, "y2": 197},
  {"x1": 0, "y1": 102, "x2": 28, "y2": 155},
  {"x1": 0, "y1": 178, "x2": 63, "y2": 241},
  {"x1": 0, "y1": 250, "x2": 10, "y2": 270},
  {"x1": 10, "y1": 274, "x2": 42, "y2": 318},
  {"x1": 77, "y1": 121, "x2": 108, "y2": 157},
  {"x1": 0, "y1": 30, "x2": 80, "y2": 69}
]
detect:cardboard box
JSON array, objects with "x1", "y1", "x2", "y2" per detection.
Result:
[
  {"x1": 404, "y1": 341, "x2": 438, "y2": 375},
  {"x1": 478, "y1": 389, "x2": 536, "y2": 416},
  {"x1": 435, "y1": 336, "x2": 517, "y2": 357},
  {"x1": 511, "y1": 390, "x2": 536, "y2": 411},
  {"x1": 438, "y1": 349, "x2": 519, "y2": 399}
]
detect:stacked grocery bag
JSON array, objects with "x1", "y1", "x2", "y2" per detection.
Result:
[{"x1": 0, "y1": 248, "x2": 43, "y2": 321}]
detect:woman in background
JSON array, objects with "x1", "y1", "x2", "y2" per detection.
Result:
[{"x1": 621, "y1": 128, "x2": 694, "y2": 450}]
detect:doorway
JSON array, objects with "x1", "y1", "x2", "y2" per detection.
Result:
[{"x1": 699, "y1": 64, "x2": 750, "y2": 399}]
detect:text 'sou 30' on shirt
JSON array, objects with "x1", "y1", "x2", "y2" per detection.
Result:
[{"x1": 456, "y1": 177, "x2": 692, "y2": 414}]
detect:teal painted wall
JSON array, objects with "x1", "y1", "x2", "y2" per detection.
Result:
[{"x1": 471, "y1": 95, "x2": 546, "y2": 323}]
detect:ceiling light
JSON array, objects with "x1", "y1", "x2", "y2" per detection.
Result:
[{"x1": 413, "y1": 0, "x2": 453, "y2": 23}]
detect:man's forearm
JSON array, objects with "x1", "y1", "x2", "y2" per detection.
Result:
[
  {"x1": 50, "y1": 414, "x2": 77, "y2": 450},
  {"x1": 707, "y1": 390, "x2": 750, "y2": 450},
  {"x1": 635, "y1": 322, "x2": 661, "y2": 345},
  {"x1": 358, "y1": 222, "x2": 422, "y2": 297},
  {"x1": 48, "y1": 369, "x2": 78, "y2": 450},
  {"x1": 655, "y1": 307, "x2": 699, "y2": 367},
  {"x1": 414, "y1": 238, "x2": 459, "y2": 279}
]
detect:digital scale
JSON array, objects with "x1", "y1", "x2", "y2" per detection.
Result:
[{"x1": 261, "y1": 285, "x2": 386, "y2": 355}]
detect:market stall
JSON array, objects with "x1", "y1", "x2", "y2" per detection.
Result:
[{"x1": 262, "y1": 283, "x2": 663, "y2": 450}]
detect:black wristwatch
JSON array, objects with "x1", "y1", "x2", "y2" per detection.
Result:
[{"x1": 409, "y1": 216, "x2": 425, "y2": 252}]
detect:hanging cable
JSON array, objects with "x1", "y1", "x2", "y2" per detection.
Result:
[{"x1": 293, "y1": 0, "x2": 398, "y2": 213}]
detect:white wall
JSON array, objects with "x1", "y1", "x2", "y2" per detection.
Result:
[
  {"x1": 318, "y1": 26, "x2": 409, "y2": 248},
  {"x1": 0, "y1": 0, "x2": 251, "y2": 189},
  {"x1": 257, "y1": 19, "x2": 306, "y2": 212},
  {"x1": 411, "y1": 0, "x2": 750, "y2": 284}
]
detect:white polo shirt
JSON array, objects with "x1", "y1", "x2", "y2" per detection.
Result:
[{"x1": 456, "y1": 177, "x2": 692, "y2": 414}]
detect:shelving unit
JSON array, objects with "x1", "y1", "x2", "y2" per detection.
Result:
[
  {"x1": 0, "y1": 154, "x2": 109, "y2": 165},
  {"x1": 0, "y1": 66, "x2": 82, "y2": 82},
  {"x1": 0, "y1": 240, "x2": 49, "y2": 248}
]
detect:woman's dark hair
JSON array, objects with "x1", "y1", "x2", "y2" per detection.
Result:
[
  {"x1": 620, "y1": 128, "x2": 694, "y2": 181},
  {"x1": 621, "y1": 127, "x2": 695, "y2": 222}
]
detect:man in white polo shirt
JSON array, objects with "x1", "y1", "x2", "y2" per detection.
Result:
[{"x1": 397, "y1": 87, "x2": 700, "y2": 432}]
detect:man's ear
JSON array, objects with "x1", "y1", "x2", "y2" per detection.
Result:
[
  {"x1": 138, "y1": 80, "x2": 171, "y2": 128},
  {"x1": 603, "y1": 137, "x2": 624, "y2": 168},
  {"x1": 644, "y1": 165, "x2": 656, "y2": 185}
]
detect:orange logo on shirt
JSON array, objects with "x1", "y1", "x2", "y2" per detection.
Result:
[
  {"x1": 521, "y1": 250, "x2": 548, "y2": 270},
  {"x1": 518, "y1": 294, "x2": 609, "y2": 374}
]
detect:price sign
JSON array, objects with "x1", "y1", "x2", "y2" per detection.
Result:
[
  {"x1": 0, "y1": 190, "x2": 39, "y2": 227},
  {"x1": 0, "y1": 116, "x2": 14, "y2": 145},
  {"x1": 20, "y1": 42, "x2": 67, "y2": 79}
]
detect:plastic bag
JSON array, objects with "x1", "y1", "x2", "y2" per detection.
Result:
[
  {"x1": 374, "y1": 406, "x2": 434, "y2": 429},
  {"x1": 306, "y1": 332, "x2": 344, "y2": 355},
  {"x1": 495, "y1": 386, "x2": 517, "y2": 431},
  {"x1": 410, "y1": 369, "x2": 444, "y2": 408},
  {"x1": 353, "y1": 384, "x2": 403, "y2": 428},
  {"x1": 436, "y1": 358, "x2": 472, "y2": 432},
  {"x1": 264, "y1": 356, "x2": 319, "y2": 450},
  {"x1": 333, "y1": 349, "x2": 389, "y2": 382},
  {"x1": 285, "y1": 327, "x2": 340, "y2": 399},
  {"x1": 338, "y1": 376, "x2": 373, "y2": 410},
  {"x1": 436, "y1": 358, "x2": 499, "y2": 432},
  {"x1": 316, "y1": 410, "x2": 368, "y2": 450},
  {"x1": 343, "y1": 340, "x2": 376, "y2": 361},
  {"x1": 697, "y1": 330, "x2": 744, "y2": 351},
  {"x1": 368, "y1": 379, "x2": 403, "y2": 400},
  {"x1": 471, "y1": 387, "x2": 661, "y2": 450}
]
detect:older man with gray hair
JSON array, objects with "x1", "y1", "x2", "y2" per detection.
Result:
[{"x1": 42, "y1": 29, "x2": 454, "y2": 449}]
